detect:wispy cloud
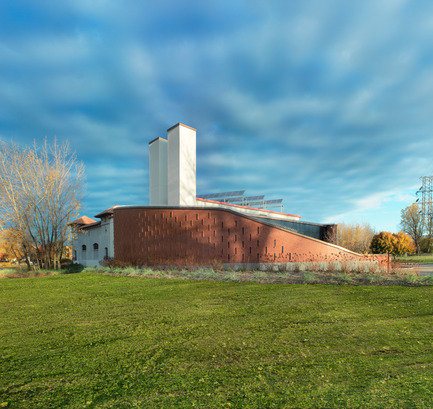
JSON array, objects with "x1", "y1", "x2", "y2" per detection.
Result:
[{"x1": 1, "y1": 0, "x2": 433, "y2": 231}]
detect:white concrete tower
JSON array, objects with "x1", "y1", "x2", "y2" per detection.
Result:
[
  {"x1": 167, "y1": 123, "x2": 196, "y2": 206},
  {"x1": 149, "y1": 137, "x2": 168, "y2": 205}
]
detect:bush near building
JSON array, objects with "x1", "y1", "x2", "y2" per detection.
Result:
[{"x1": 370, "y1": 231, "x2": 415, "y2": 257}]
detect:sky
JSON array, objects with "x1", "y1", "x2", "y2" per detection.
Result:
[{"x1": 1, "y1": 0, "x2": 433, "y2": 233}]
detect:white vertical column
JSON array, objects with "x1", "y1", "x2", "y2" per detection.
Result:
[
  {"x1": 167, "y1": 123, "x2": 196, "y2": 206},
  {"x1": 149, "y1": 137, "x2": 168, "y2": 205}
]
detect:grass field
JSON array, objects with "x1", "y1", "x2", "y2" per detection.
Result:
[
  {"x1": 396, "y1": 255, "x2": 433, "y2": 264},
  {"x1": 1, "y1": 273, "x2": 433, "y2": 408}
]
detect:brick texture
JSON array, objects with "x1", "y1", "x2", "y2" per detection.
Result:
[{"x1": 113, "y1": 207, "x2": 390, "y2": 268}]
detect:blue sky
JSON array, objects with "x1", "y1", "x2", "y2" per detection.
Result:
[{"x1": 1, "y1": 0, "x2": 433, "y2": 232}]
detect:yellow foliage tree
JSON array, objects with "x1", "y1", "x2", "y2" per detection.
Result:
[
  {"x1": 336, "y1": 222, "x2": 375, "y2": 254},
  {"x1": 400, "y1": 203, "x2": 424, "y2": 254},
  {"x1": 370, "y1": 231, "x2": 415, "y2": 256}
]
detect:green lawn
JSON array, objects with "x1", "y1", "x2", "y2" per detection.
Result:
[
  {"x1": 1, "y1": 273, "x2": 433, "y2": 408},
  {"x1": 396, "y1": 255, "x2": 433, "y2": 264}
]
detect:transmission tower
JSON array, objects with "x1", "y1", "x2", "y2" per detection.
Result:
[{"x1": 416, "y1": 176, "x2": 433, "y2": 237}]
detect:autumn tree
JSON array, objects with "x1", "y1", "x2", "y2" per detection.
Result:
[
  {"x1": 336, "y1": 222, "x2": 375, "y2": 254},
  {"x1": 0, "y1": 139, "x2": 85, "y2": 269},
  {"x1": 0, "y1": 227, "x2": 33, "y2": 263},
  {"x1": 400, "y1": 203, "x2": 424, "y2": 254},
  {"x1": 370, "y1": 231, "x2": 415, "y2": 257}
]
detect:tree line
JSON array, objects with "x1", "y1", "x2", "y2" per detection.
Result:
[
  {"x1": 0, "y1": 139, "x2": 84, "y2": 269},
  {"x1": 334, "y1": 201, "x2": 430, "y2": 257}
]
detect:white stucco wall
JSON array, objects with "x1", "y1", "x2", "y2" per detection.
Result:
[
  {"x1": 168, "y1": 123, "x2": 196, "y2": 206},
  {"x1": 149, "y1": 137, "x2": 168, "y2": 205},
  {"x1": 72, "y1": 217, "x2": 114, "y2": 267}
]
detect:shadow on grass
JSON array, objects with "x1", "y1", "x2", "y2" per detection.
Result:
[
  {"x1": 62, "y1": 264, "x2": 85, "y2": 274},
  {"x1": 0, "y1": 263, "x2": 85, "y2": 279}
]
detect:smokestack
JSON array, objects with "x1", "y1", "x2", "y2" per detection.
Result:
[
  {"x1": 149, "y1": 137, "x2": 168, "y2": 205},
  {"x1": 167, "y1": 123, "x2": 196, "y2": 206}
]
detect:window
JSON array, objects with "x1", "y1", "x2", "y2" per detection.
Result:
[
  {"x1": 105, "y1": 247, "x2": 108, "y2": 258},
  {"x1": 82, "y1": 245, "x2": 87, "y2": 251},
  {"x1": 93, "y1": 243, "x2": 99, "y2": 258}
]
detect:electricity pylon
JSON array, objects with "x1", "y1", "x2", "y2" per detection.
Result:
[{"x1": 416, "y1": 176, "x2": 433, "y2": 240}]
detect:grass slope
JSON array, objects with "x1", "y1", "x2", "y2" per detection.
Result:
[{"x1": 1, "y1": 273, "x2": 433, "y2": 408}]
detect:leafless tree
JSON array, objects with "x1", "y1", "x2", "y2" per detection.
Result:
[{"x1": 0, "y1": 138, "x2": 85, "y2": 269}]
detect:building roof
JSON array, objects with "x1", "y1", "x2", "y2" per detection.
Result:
[
  {"x1": 69, "y1": 215, "x2": 97, "y2": 226},
  {"x1": 94, "y1": 205, "x2": 118, "y2": 219}
]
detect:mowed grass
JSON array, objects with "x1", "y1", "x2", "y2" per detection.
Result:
[
  {"x1": 396, "y1": 255, "x2": 433, "y2": 264},
  {"x1": 1, "y1": 274, "x2": 433, "y2": 408}
]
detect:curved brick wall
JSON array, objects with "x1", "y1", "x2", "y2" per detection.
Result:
[{"x1": 113, "y1": 207, "x2": 389, "y2": 269}]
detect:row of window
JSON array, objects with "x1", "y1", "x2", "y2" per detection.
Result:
[
  {"x1": 82, "y1": 244, "x2": 99, "y2": 251},
  {"x1": 79, "y1": 243, "x2": 109, "y2": 259}
]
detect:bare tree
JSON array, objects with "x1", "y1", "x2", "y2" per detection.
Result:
[
  {"x1": 0, "y1": 138, "x2": 85, "y2": 269},
  {"x1": 400, "y1": 203, "x2": 424, "y2": 254},
  {"x1": 336, "y1": 222, "x2": 376, "y2": 254}
]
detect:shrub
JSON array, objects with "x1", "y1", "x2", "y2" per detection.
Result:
[{"x1": 100, "y1": 258, "x2": 131, "y2": 269}]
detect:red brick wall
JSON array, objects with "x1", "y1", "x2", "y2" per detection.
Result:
[{"x1": 113, "y1": 207, "x2": 389, "y2": 268}]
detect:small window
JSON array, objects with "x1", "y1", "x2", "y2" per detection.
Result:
[
  {"x1": 105, "y1": 247, "x2": 108, "y2": 257},
  {"x1": 82, "y1": 245, "x2": 87, "y2": 251},
  {"x1": 93, "y1": 243, "x2": 99, "y2": 250}
]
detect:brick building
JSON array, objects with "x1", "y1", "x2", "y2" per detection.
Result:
[{"x1": 72, "y1": 123, "x2": 389, "y2": 270}]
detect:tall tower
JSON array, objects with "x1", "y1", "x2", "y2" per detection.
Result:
[
  {"x1": 149, "y1": 137, "x2": 168, "y2": 205},
  {"x1": 417, "y1": 176, "x2": 433, "y2": 237},
  {"x1": 167, "y1": 123, "x2": 197, "y2": 206}
]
